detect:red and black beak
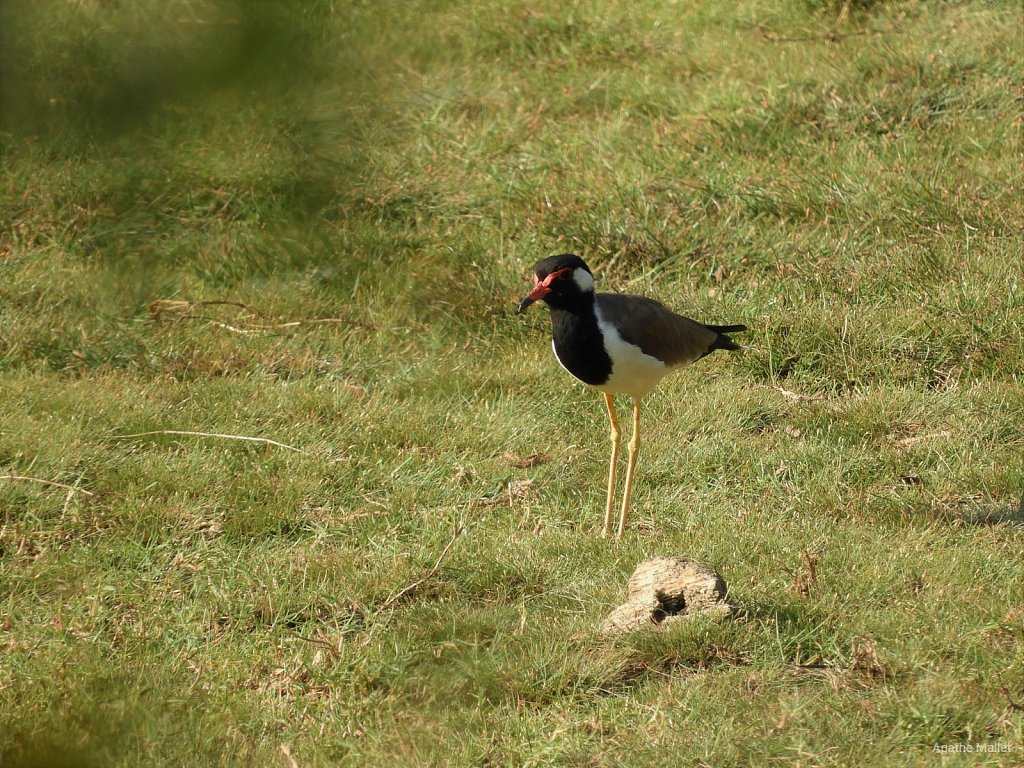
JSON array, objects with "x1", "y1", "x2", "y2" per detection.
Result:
[{"x1": 517, "y1": 268, "x2": 569, "y2": 314}]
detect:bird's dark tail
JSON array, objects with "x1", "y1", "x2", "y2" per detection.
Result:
[
  {"x1": 705, "y1": 323, "x2": 749, "y2": 353},
  {"x1": 705, "y1": 324, "x2": 748, "y2": 334}
]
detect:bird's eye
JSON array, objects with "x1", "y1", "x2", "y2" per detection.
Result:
[{"x1": 545, "y1": 267, "x2": 571, "y2": 285}]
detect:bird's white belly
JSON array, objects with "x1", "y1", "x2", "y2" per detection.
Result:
[{"x1": 594, "y1": 312, "x2": 671, "y2": 399}]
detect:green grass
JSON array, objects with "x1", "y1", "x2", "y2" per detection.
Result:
[{"x1": 1, "y1": 0, "x2": 1022, "y2": 765}]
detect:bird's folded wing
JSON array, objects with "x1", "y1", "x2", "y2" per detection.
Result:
[{"x1": 596, "y1": 293, "x2": 719, "y2": 367}]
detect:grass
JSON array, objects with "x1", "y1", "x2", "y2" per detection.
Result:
[{"x1": 1, "y1": 0, "x2": 1022, "y2": 765}]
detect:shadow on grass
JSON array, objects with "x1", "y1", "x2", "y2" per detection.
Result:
[
  {"x1": 0, "y1": 743, "x2": 101, "y2": 768},
  {"x1": 952, "y1": 498, "x2": 1024, "y2": 528}
]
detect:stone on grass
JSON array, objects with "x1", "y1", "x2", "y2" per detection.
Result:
[{"x1": 601, "y1": 557, "x2": 732, "y2": 635}]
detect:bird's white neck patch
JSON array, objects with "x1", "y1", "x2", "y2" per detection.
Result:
[{"x1": 572, "y1": 267, "x2": 595, "y2": 293}]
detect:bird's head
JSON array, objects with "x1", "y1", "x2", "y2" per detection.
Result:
[{"x1": 517, "y1": 254, "x2": 595, "y2": 314}]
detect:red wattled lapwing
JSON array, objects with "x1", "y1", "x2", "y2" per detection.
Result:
[{"x1": 518, "y1": 254, "x2": 748, "y2": 539}]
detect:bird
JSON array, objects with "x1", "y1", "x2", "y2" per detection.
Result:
[{"x1": 518, "y1": 253, "x2": 748, "y2": 539}]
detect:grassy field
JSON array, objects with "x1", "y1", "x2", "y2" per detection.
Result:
[{"x1": 2, "y1": 1, "x2": 1022, "y2": 765}]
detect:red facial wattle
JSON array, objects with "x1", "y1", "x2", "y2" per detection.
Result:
[{"x1": 517, "y1": 268, "x2": 570, "y2": 314}]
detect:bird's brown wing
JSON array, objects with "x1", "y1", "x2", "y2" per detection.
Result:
[{"x1": 596, "y1": 293, "x2": 720, "y2": 367}]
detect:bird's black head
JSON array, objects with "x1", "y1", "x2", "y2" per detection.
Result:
[{"x1": 517, "y1": 254, "x2": 595, "y2": 314}]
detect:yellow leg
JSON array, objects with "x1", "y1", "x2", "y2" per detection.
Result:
[
  {"x1": 601, "y1": 392, "x2": 620, "y2": 537},
  {"x1": 616, "y1": 398, "x2": 642, "y2": 539}
]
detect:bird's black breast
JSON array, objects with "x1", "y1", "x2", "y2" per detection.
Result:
[{"x1": 550, "y1": 308, "x2": 612, "y2": 386}]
